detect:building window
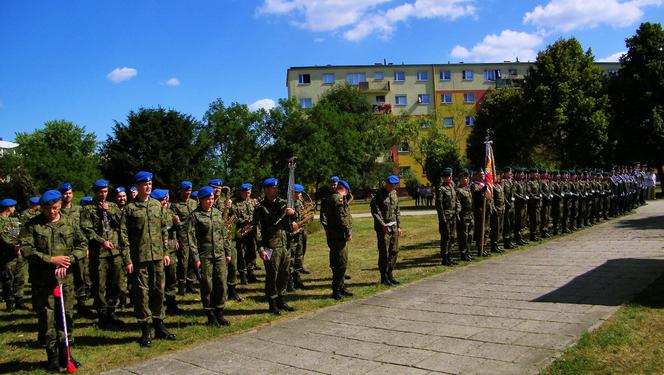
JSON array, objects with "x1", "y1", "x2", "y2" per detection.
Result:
[
  {"x1": 443, "y1": 117, "x2": 454, "y2": 128},
  {"x1": 346, "y1": 72, "x2": 366, "y2": 85},
  {"x1": 508, "y1": 68, "x2": 518, "y2": 76},
  {"x1": 606, "y1": 69, "x2": 619, "y2": 76},
  {"x1": 462, "y1": 70, "x2": 473, "y2": 81},
  {"x1": 416, "y1": 71, "x2": 428, "y2": 81},
  {"x1": 417, "y1": 94, "x2": 430, "y2": 104},
  {"x1": 441, "y1": 93, "x2": 452, "y2": 104},
  {"x1": 398, "y1": 142, "x2": 410, "y2": 153},
  {"x1": 395, "y1": 95, "x2": 407, "y2": 106},
  {"x1": 465, "y1": 116, "x2": 475, "y2": 127},
  {"x1": 439, "y1": 71, "x2": 451, "y2": 80},
  {"x1": 485, "y1": 69, "x2": 501, "y2": 81},
  {"x1": 375, "y1": 95, "x2": 386, "y2": 103},
  {"x1": 394, "y1": 71, "x2": 406, "y2": 82},
  {"x1": 299, "y1": 98, "x2": 313, "y2": 108},
  {"x1": 374, "y1": 72, "x2": 384, "y2": 80},
  {"x1": 463, "y1": 93, "x2": 476, "y2": 103},
  {"x1": 322, "y1": 73, "x2": 335, "y2": 84},
  {"x1": 419, "y1": 120, "x2": 428, "y2": 129},
  {"x1": 399, "y1": 166, "x2": 411, "y2": 177},
  {"x1": 298, "y1": 74, "x2": 311, "y2": 85}
]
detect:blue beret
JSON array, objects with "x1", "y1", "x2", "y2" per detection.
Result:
[
  {"x1": 191, "y1": 190, "x2": 199, "y2": 198},
  {"x1": 385, "y1": 175, "x2": 400, "y2": 184},
  {"x1": 338, "y1": 180, "x2": 350, "y2": 190},
  {"x1": 442, "y1": 168, "x2": 453, "y2": 177},
  {"x1": 134, "y1": 171, "x2": 153, "y2": 183},
  {"x1": 0, "y1": 199, "x2": 17, "y2": 207},
  {"x1": 150, "y1": 189, "x2": 169, "y2": 201},
  {"x1": 58, "y1": 182, "x2": 72, "y2": 192},
  {"x1": 29, "y1": 197, "x2": 40, "y2": 205},
  {"x1": 209, "y1": 178, "x2": 223, "y2": 187},
  {"x1": 115, "y1": 187, "x2": 126, "y2": 193},
  {"x1": 93, "y1": 179, "x2": 108, "y2": 189},
  {"x1": 198, "y1": 186, "x2": 214, "y2": 198},
  {"x1": 294, "y1": 184, "x2": 304, "y2": 193},
  {"x1": 180, "y1": 180, "x2": 193, "y2": 190},
  {"x1": 130, "y1": 186, "x2": 137, "y2": 192},
  {"x1": 240, "y1": 183, "x2": 252, "y2": 191},
  {"x1": 329, "y1": 176, "x2": 340, "y2": 183},
  {"x1": 261, "y1": 178, "x2": 278, "y2": 187},
  {"x1": 80, "y1": 196, "x2": 93, "y2": 205},
  {"x1": 40, "y1": 190, "x2": 62, "y2": 205}
]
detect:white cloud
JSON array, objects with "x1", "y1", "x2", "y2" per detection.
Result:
[
  {"x1": 164, "y1": 78, "x2": 181, "y2": 87},
  {"x1": 450, "y1": 29, "x2": 543, "y2": 62},
  {"x1": 258, "y1": 0, "x2": 475, "y2": 41},
  {"x1": 523, "y1": 0, "x2": 662, "y2": 33},
  {"x1": 106, "y1": 67, "x2": 137, "y2": 83},
  {"x1": 599, "y1": 51, "x2": 626, "y2": 62},
  {"x1": 248, "y1": 98, "x2": 276, "y2": 112}
]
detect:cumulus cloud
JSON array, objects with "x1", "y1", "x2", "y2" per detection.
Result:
[
  {"x1": 523, "y1": 0, "x2": 662, "y2": 33},
  {"x1": 599, "y1": 51, "x2": 626, "y2": 62},
  {"x1": 163, "y1": 78, "x2": 181, "y2": 87},
  {"x1": 450, "y1": 29, "x2": 543, "y2": 62},
  {"x1": 248, "y1": 98, "x2": 276, "y2": 112},
  {"x1": 258, "y1": 0, "x2": 475, "y2": 41},
  {"x1": 106, "y1": 67, "x2": 137, "y2": 83}
]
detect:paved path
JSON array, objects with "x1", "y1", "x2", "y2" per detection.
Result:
[{"x1": 105, "y1": 201, "x2": 664, "y2": 375}]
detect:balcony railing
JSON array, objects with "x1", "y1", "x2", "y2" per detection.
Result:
[{"x1": 358, "y1": 81, "x2": 391, "y2": 93}]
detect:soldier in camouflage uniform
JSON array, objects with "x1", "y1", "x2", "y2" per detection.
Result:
[
  {"x1": 320, "y1": 180, "x2": 353, "y2": 300},
  {"x1": 576, "y1": 171, "x2": 588, "y2": 228},
  {"x1": 151, "y1": 189, "x2": 182, "y2": 315},
  {"x1": 526, "y1": 169, "x2": 542, "y2": 241},
  {"x1": 189, "y1": 186, "x2": 231, "y2": 327},
  {"x1": 287, "y1": 184, "x2": 307, "y2": 291},
  {"x1": 170, "y1": 181, "x2": 198, "y2": 295},
  {"x1": 569, "y1": 171, "x2": 580, "y2": 231},
  {"x1": 20, "y1": 190, "x2": 85, "y2": 371},
  {"x1": 602, "y1": 172, "x2": 612, "y2": 220},
  {"x1": 455, "y1": 169, "x2": 474, "y2": 261},
  {"x1": 436, "y1": 168, "x2": 459, "y2": 266},
  {"x1": 80, "y1": 179, "x2": 130, "y2": 328},
  {"x1": 120, "y1": 171, "x2": 176, "y2": 348},
  {"x1": 550, "y1": 171, "x2": 564, "y2": 235},
  {"x1": 370, "y1": 175, "x2": 402, "y2": 285},
  {"x1": 512, "y1": 168, "x2": 529, "y2": 246},
  {"x1": 1, "y1": 199, "x2": 25, "y2": 311},
  {"x1": 500, "y1": 168, "x2": 516, "y2": 249},
  {"x1": 230, "y1": 183, "x2": 259, "y2": 285},
  {"x1": 210, "y1": 178, "x2": 241, "y2": 301},
  {"x1": 490, "y1": 174, "x2": 505, "y2": 254},
  {"x1": 539, "y1": 170, "x2": 552, "y2": 238},
  {"x1": 254, "y1": 178, "x2": 296, "y2": 315},
  {"x1": 470, "y1": 169, "x2": 491, "y2": 257},
  {"x1": 20, "y1": 196, "x2": 41, "y2": 223}
]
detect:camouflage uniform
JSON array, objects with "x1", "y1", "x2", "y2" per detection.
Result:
[
  {"x1": 170, "y1": 197, "x2": 198, "y2": 293},
  {"x1": 436, "y1": 182, "x2": 459, "y2": 264},
  {"x1": 455, "y1": 184, "x2": 474, "y2": 260},
  {"x1": 0, "y1": 215, "x2": 24, "y2": 310},
  {"x1": 321, "y1": 191, "x2": 352, "y2": 296},
  {"x1": 61, "y1": 205, "x2": 90, "y2": 306},
  {"x1": 370, "y1": 187, "x2": 401, "y2": 279},
  {"x1": 231, "y1": 197, "x2": 259, "y2": 282}
]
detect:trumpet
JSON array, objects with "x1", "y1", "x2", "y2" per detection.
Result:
[{"x1": 292, "y1": 192, "x2": 315, "y2": 235}]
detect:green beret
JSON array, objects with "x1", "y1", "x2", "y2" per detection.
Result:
[
  {"x1": 442, "y1": 167, "x2": 453, "y2": 177},
  {"x1": 458, "y1": 168, "x2": 470, "y2": 177}
]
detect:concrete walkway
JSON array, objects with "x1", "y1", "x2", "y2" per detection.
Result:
[{"x1": 105, "y1": 201, "x2": 664, "y2": 375}]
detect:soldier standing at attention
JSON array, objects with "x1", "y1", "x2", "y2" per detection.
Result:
[
  {"x1": 151, "y1": 189, "x2": 182, "y2": 315},
  {"x1": 113, "y1": 187, "x2": 130, "y2": 307},
  {"x1": 569, "y1": 171, "x2": 580, "y2": 231},
  {"x1": 120, "y1": 171, "x2": 176, "y2": 347},
  {"x1": 231, "y1": 183, "x2": 259, "y2": 285},
  {"x1": 500, "y1": 168, "x2": 516, "y2": 249},
  {"x1": 171, "y1": 181, "x2": 198, "y2": 295},
  {"x1": 470, "y1": 169, "x2": 490, "y2": 257},
  {"x1": 490, "y1": 174, "x2": 505, "y2": 254},
  {"x1": 455, "y1": 169, "x2": 474, "y2": 261},
  {"x1": 436, "y1": 168, "x2": 459, "y2": 266},
  {"x1": 287, "y1": 184, "x2": 307, "y2": 291},
  {"x1": 371, "y1": 175, "x2": 402, "y2": 286},
  {"x1": 526, "y1": 169, "x2": 542, "y2": 242},
  {"x1": 188, "y1": 186, "x2": 231, "y2": 327},
  {"x1": 539, "y1": 170, "x2": 552, "y2": 238},
  {"x1": 80, "y1": 179, "x2": 130, "y2": 328},
  {"x1": 321, "y1": 180, "x2": 353, "y2": 300},
  {"x1": 550, "y1": 171, "x2": 563, "y2": 236},
  {"x1": 254, "y1": 178, "x2": 296, "y2": 315},
  {"x1": 20, "y1": 196, "x2": 41, "y2": 223},
  {"x1": 512, "y1": 168, "x2": 529, "y2": 246},
  {"x1": 20, "y1": 190, "x2": 85, "y2": 371},
  {"x1": 1, "y1": 199, "x2": 25, "y2": 311}
]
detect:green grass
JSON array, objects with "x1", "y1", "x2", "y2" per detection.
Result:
[{"x1": 348, "y1": 196, "x2": 428, "y2": 214}]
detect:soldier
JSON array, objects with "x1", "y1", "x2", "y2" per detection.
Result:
[
  {"x1": 113, "y1": 187, "x2": 130, "y2": 307},
  {"x1": 539, "y1": 170, "x2": 552, "y2": 238},
  {"x1": 370, "y1": 175, "x2": 402, "y2": 285},
  {"x1": 20, "y1": 190, "x2": 85, "y2": 371},
  {"x1": 470, "y1": 169, "x2": 490, "y2": 257},
  {"x1": 512, "y1": 168, "x2": 529, "y2": 246},
  {"x1": 561, "y1": 171, "x2": 572, "y2": 233},
  {"x1": 501, "y1": 167, "x2": 516, "y2": 249},
  {"x1": 550, "y1": 171, "x2": 564, "y2": 235},
  {"x1": 151, "y1": 189, "x2": 181, "y2": 315},
  {"x1": 170, "y1": 181, "x2": 198, "y2": 295},
  {"x1": 114, "y1": 187, "x2": 128, "y2": 210},
  {"x1": 80, "y1": 179, "x2": 130, "y2": 328},
  {"x1": 526, "y1": 169, "x2": 542, "y2": 242},
  {"x1": 602, "y1": 172, "x2": 612, "y2": 220},
  {"x1": 1, "y1": 199, "x2": 25, "y2": 311},
  {"x1": 436, "y1": 168, "x2": 459, "y2": 266},
  {"x1": 20, "y1": 196, "x2": 41, "y2": 223},
  {"x1": 188, "y1": 186, "x2": 231, "y2": 326},
  {"x1": 287, "y1": 184, "x2": 307, "y2": 291},
  {"x1": 120, "y1": 171, "x2": 176, "y2": 347},
  {"x1": 254, "y1": 178, "x2": 296, "y2": 315},
  {"x1": 230, "y1": 183, "x2": 259, "y2": 285},
  {"x1": 569, "y1": 171, "x2": 580, "y2": 230},
  {"x1": 490, "y1": 174, "x2": 505, "y2": 254},
  {"x1": 210, "y1": 179, "x2": 241, "y2": 301},
  {"x1": 321, "y1": 180, "x2": 353, "y2": 299},
  {"x1": 576, "y1": 171, "x2": 588, "y2": 228},
  {"x1": 129, "y1": 186, "x2": 138, "y2": 202},
  {"x1": 455, "y1": 169, "x2": 474, "y2": 261}
]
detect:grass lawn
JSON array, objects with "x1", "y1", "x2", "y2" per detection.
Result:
[
  {"x1": 541, "y1": 273, "x2": 664, "y2": 375},
  {"x1": 348, "y1": 196, "x2": 432, "y2": 214}
]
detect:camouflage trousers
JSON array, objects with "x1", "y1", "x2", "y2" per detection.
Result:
[{"x1": 199, "y1": 256, "x2": 227, "y2": 310}]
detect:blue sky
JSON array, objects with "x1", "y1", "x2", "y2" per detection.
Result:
[{"x1": 1, "y1": 0, "x2": 662, "y2": 141}]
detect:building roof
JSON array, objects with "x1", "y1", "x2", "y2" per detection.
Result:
[
  {"x1": 288, "y1": 61, "x2": 620, "y2": 70},
  {"x1": 0, "y1": 140, "x2": 19, "y2": 149}
]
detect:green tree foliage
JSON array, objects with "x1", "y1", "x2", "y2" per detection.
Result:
[
  {"x1": 14, "y1": 120, "x2": 99, "y2": 192},
  {"x1": 0, "y1": 153, "x2": 37, "y2": 208},
  {"x1": 99, "y1": 108, "x2": 214, "y2": 189},
  {"x1": 523, "y1": 38, "x2": 610, "y2": 168},
  {"x1": 422, "y1": 126, "x2": 462, "y2": 187}
]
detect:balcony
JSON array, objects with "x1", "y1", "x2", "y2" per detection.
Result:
[
  {"x1": 358, "y1": 81, "x2": 391, "y2": 94},
  {"x1": 372, "y1": 104, "x2": 392, "y2": 113}
]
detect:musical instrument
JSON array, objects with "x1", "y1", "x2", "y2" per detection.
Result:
[
  {"x1": 220, "y1": 186, "x2": 237, "y2": 233},
  {"x1": 292, "y1": 192, "x2": 314, "y2": 235},
  {"x1": 275, "y1": 157, "x2": 297, "y2": 226}
]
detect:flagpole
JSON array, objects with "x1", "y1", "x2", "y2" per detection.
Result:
[{"x1": 481, "y1": 132, "x2": 495, "y2": 256}]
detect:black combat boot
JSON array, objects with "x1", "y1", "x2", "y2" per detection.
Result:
[
  {"x1": 331, "y1": 286, "x2": 342, "y2": 300},
  {"x1": 286, "y1": 275, "x2": 296, "y2": 292},
  {"x1": 299, "y1": 267, "x2": 311, "y2": 275},
  {"x1": 97, "y1": 309, "x2": 109, "y2": 328},
  {"x1": 268, "y1": 298, "x2": 281, "y2": 315},
  {"x1": 240, "y1": 272, "x2": 248, "y2": 285},
  {"x1": 215, "y1": 308, "x2": 231, "y2": 326},
  {"x1": 205, "y1": 309, "x2": 220, "y2": 327},
  {"x1": 14, "y1": 297, "x2": 27, "y2": 310},
  {"x1": 339, "y1": 285, "x2": 353, "y2": 296},
  {"x1": 139, "y1": 322, "x2": 152, "y2": 347},
  {"x1": 228, "y1": 285, "x2": 243, "y2": 302},
  {"x1": 45, "y1": 345, "x2": 61, "y2": 372},
  {"x1": 380, "y1": 271, "x2": 392, "y2": 286},
  {"x1": 185, "y1": 281, "x2": 197, "y2": 294},
  {"x1": 503, "y1": 239, "x2": 515, "y2": 249},
  {"x1": 153, "y1": 319, "x2": 177, "y2": 340},
  {"x1": 76, "y1": 297, "x2": 94, "y2": 318},
  {"x1": 177, "y1": 281, "x2": 186, "y2": 296},
  {"x1": 246, "y1": 270, "x2": 258, "y2": 283},
  {"x1": 491, "y1": 243, "x2": 504, "y2": 253},
  {"x1": 107, "y1": 309, "x2": 125, "y2": 325},
  {"x1": 387, "y1": 267, "x2": 400, "y2": 285},
  {"x1": 5, "y1": 300, "x2": 15, "y2": 312},
  {"x1": 441, "y1": 252, "x2": 455, "y2": 266},
  {"x1": 460, "y1": 249, "x2": 473, "y2": 261},
  {"x1": 276, "y1": 296, "x2": 295, "y2": 311},
  {"x1": 293, "y1": 272, "x2": 305, "y2": 289},
  {"x1": 165, "y1": 295, "x2": 183, "y2": 315}
]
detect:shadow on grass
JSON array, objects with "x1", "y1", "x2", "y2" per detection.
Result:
[
  {"x1": 0, "y1": 359, "x2": 44, "y2": 374},
  {"x1": 615, "y1": 214, "x2": 664, "y2": 231}
]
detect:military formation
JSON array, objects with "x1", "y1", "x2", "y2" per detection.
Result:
[
  {"x1": 0, "y1": 162, "x2": 654, "y2": 372},
  {"x1": 434, "y1": 164, "x2": 654, "y2": 266}
]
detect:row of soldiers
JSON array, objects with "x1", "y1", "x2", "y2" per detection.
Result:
[{"x1": 435, "y1": 165, "x2": 651, "y2": 265}]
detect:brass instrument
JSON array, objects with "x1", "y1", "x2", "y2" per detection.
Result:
[
  {"x1": 220, "y1": 186, "x2": 237, "y2": 234},
  {"x1": 292, "y1": 192, "x2": 314, "y2": 235},
  {"x1": 236, "y1": 197, "x2": 262, "y2": 239}
]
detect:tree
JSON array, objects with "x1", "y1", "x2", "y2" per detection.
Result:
[
  {"x1": 14, "y1": 120, "x2": 99, "y2": 192},
  {"x1": 422, "y1": 126, "x2": 463, "y2": 187},
  {"x1": 523, "y1": 38, "x2": 610, "y2": 168},
  {"x1": 0, "y1": 152, "x2": 37, "y2": 207},
  {"x1": 99, "y1": 108, "x2": 214, "y2": 189}
]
